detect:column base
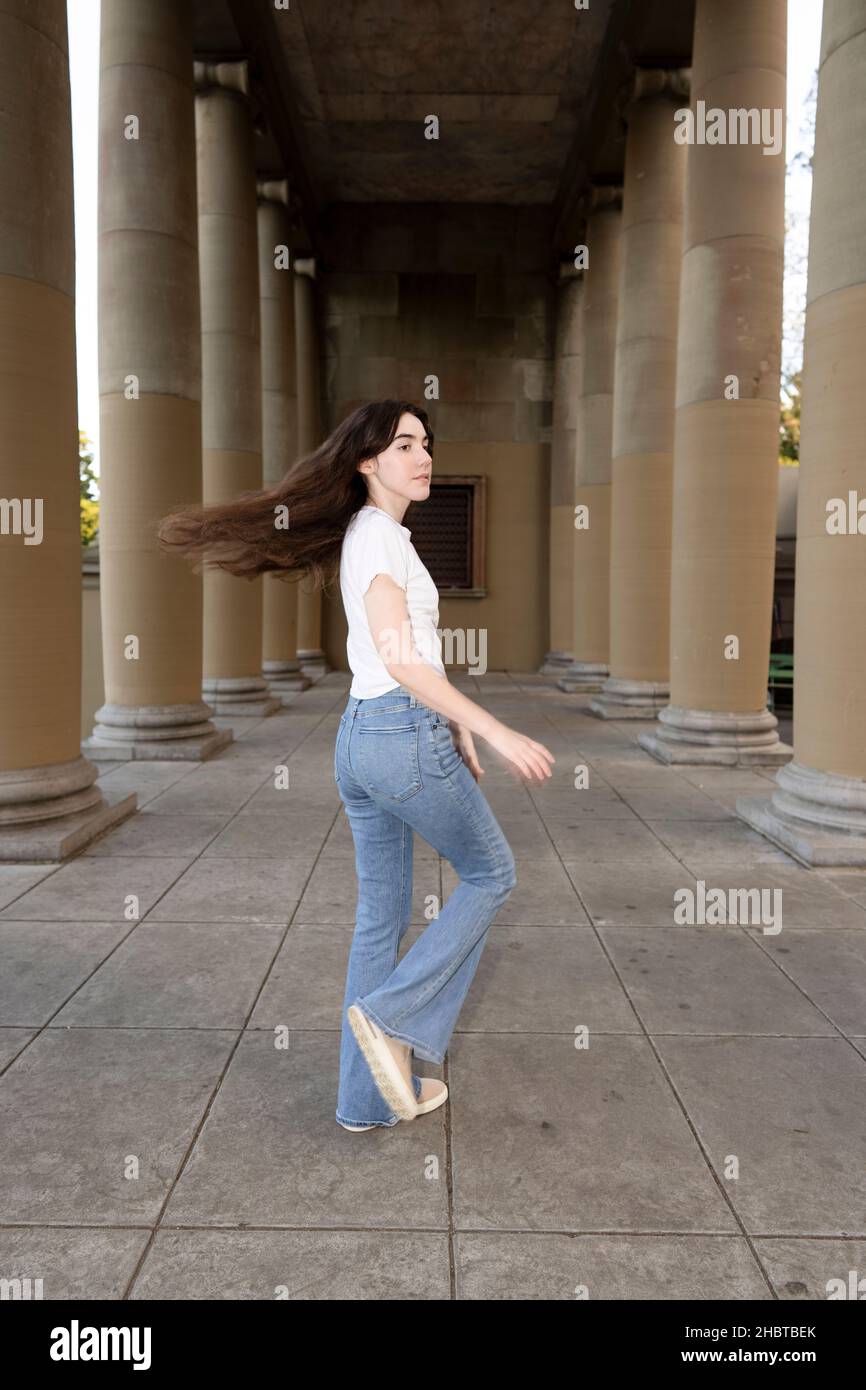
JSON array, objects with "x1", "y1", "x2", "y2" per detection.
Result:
[
  {"x1": 589, "y1": 677, "x2": 670, "y2": 720},
  {"x1": 557, "y1": 662, "x2": 609, "y2": 693},
  {"x1": 539, "y1": 650, "x2": 575, "y2": 676},
  {"x1": 638, "y1": 704, "x2": 793, "y2": 767},
  {"x1": 85, "y1": 702, "x2": 233, "y2": 761},
  {"x1": 298, "y1": 649, "x2": 331, "y2": 680},
  {"x1": 0, "y1": 755, "x2": 137, "y2": 862},
  {"x1": 737, "y1": 761, "x2": 866, "y2": 867},
  {"x1": 202, "y1": 678, "x2": 282, "y2": 717},
  {"x1": 263, "y1": 659, "x2": 311, "y2": 700}
]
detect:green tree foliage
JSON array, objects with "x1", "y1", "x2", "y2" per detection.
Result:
[
  {"x1": 779, "y1": 373, "x2": 801, "y2": 466},
  {"x1": 80, "y1": 430, "x2": 99, "y2": 545}
]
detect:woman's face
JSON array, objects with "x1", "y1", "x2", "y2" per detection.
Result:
[{"x1": 361, "y1": 412, "x2": 432, "y2": 504}]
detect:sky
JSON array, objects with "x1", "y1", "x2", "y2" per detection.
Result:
[{"x1": 68, "y1": 0, "x2": 824, "y2": 478}]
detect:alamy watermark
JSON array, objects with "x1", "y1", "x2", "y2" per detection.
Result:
[
  {"x1": 674, "y1": 879, "x2": 782, "y2": 934},
  {"x1": 674, "y1": 100, "x2": 783, "y2": 157},
  {"x1": 378, "y1": 621, "x2": 488, "y2": 675},
  {"x1": 0, "y1": 497, "x2": 43, "y2": 544}
]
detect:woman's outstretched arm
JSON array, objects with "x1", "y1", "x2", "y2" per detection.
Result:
[{"x1": 363, "y1": 574, "x2": 554, "y2": 784}]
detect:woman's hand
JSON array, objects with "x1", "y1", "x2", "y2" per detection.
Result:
[
  {"x1": 482, "y1": 721, "x2": 555, "y2": 783},
  {"x1": 450, "y1": 722, "x2": 485, "y2": 782}
]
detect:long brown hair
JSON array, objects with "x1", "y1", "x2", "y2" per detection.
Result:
[{"x1": 157, "y1": 399, "x2": 433, "y2": 592}]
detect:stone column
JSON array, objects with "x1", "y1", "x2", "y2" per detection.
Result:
[
  {"x1": 196, "y1": 61, "x2": 280, "y2": 717},
  {"x1": 639, "y1": 0, "x2": 791, "y2": 765},
  {"x1": 590, "y1": 71, "x2": 689, "y2": 719},
  {"x1": 257, "y1": 179, "x2": 310, "y2": 700},
  {"x1": 0, "y1": 0, "x2": 134, "y2": 859},
  {"x1": 739, "y1": 0, "x2": 866, "y2": 863},
  {"x1": 558, "y1": 190, "x2": 622, "y2": 693},
  {"x1": 86, "y1": 0, "x2": 231, "y2": 762},
  {"x1": 541, "y1": 267, "x2": 583, "y2": 676},
  {"x1": 293, "y1": 257, "x2": 330, "y2": 679}
]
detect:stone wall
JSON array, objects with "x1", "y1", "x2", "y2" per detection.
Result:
[{"x1": 317, "y1": 203, "x2": 556, "y2": 674}]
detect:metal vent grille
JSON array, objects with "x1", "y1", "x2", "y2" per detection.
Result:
[{"x1": 407, "y1": 483, "x2": 474, "y2": 589}]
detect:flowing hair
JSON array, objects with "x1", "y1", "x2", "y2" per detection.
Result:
[{"x1": 157, "y1": 399, "x2": 434, "y2": 592}]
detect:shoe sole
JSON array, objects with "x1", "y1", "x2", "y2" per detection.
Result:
[
  {"x1": 416, "y1": 1082, "x2": 449, "y2": 1115},
  {"x1": 338, "y1": 1082, "x2": 448, "y2": 1131},
  {"x1": 347, "y1": 1005, "x2": 419, "y2": 1121}
]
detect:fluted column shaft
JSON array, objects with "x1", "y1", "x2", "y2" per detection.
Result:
[
  {"x1": 196, "y1": 72, "x2": 279, "y2": 716},
  {"x1": 639, "y1": 0, "x2": 791, "y2": 766},
  {"x1": 591, "y1": 83, "x2": 687, "y2": 719}
]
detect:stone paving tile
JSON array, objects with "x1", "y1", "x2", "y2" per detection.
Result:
[
  {"x1": 818, "y1": 871, "x2": 866, "y2": 909},
  {"x1": 653, "y1": 1036, "x2": 866, "y2": 1235},
  {"x1": 249, "y1": 924, "x2": 356, "y2": 1029},
  {"x1": 82, "y1": 810, "x2": 232, "y2": 858},
  {"x1": 0, "y1": 857, "x2": 192, "y2": 922},
  {"x1": 562, "y1": 859, "x2": 699, "y2": 927},
  {"x1": 0, "y1": 863, "x2": 60, "y2": 912},
  {"x1": 144, "y1": 767, "x2": 270, "y2": 815},
  {"x1": 129, "y1": 1228, "x2": 451, "y2": 1299},
  {"x1": 700, "y1": 866, "x2": 866, "y2": 931},
  {"x1": 200, "y1": 810, "x2": 331, "y2": 862},
  {"x1": 448, "y1": 1034, "x2": 738, "y2": 1233},
  {"x1": 456, "y1": 925, "x2": 642, "y2": 1034},
  {"x1": 600, "y1": 927, "x2": 840, "y2": 1036},
  {"x1": 646, "y1": 818, "x2": 800, "y2": 869},
  {"x1": 52, "y1": 922, "x2": 284, "y2": 1028},
  {"x1": 147, "y1": 857, "x2": 306, "y2": 925},
  {"x1": 616, "y1": 787, "x2": 735, "y2": 822},
  {"x1": 0, "y1": 1028, "x2": 237, "y2": 1223},
  {"x1": 0, "y1": 1027, "x2": 38, "y2": 1069},
  {"x1": 162, "y1": 1032, "x2": 448, "y2": 1229},
  {"x1": 754, "y1": 1237, "x2": 866, "y2": 1299},
  {"x1": 549, "y1": 817, "x2": 683, "y2": 865},
  {"x1": 0, "y1": 1228, "x2": 151, "y2": 1300},
  {"x1": 746, "y1": 930, "x2": 866, "y2": 1037},
  {"x1": 96, "y1": 761, "x2": 199, "y2": 808},
  {"x1": 0, "y1": 921, "x2": 132, "y2": 1025},
  {"x1": 454, "y1": 1233, "x2": 772, "y2": 1299}
]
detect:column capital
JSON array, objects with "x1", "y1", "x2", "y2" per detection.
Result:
[
  {"x1": 193, "y1": 59, "x2": 250, "y2": 98},
  {"x1": 257, "y1": 177, "x2": 290, "y2": 205},
  {"x1": 257, "y1": 176, "x2": 304, "y2": 225},
  {"x1": 617, "y1": 66, "x2": 691, "y2": 124},
  {"x1": 632, "y1": 66, "x2": 691, "y2": 104},
  {"x1": 577, "y1": 184, "x2": 623, "y2": 219}
]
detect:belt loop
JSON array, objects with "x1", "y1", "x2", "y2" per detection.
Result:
[{"x1": 410, "y1": 693, "x2": 417, "y2": 708}]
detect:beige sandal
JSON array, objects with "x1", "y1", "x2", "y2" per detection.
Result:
[
  {"x1": 347, "y1": 1004, "x2": 419, "y2": 1121},
  {"x1": 416, "y1": 1077, "x2": 449, "y2": 1115}
]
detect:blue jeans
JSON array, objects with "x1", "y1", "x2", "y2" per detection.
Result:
[{"x1": 334, "y1": 684, "x2": 517, "y2": 1128}]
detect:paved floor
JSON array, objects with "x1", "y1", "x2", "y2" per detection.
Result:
[{"x1": 1, "y1": 672, "x2": 865, "y2": 1300}]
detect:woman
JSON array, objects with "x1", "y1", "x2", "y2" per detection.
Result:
[{"x1": 159, "y1": 399, "x2": 555, "y2": 1132}]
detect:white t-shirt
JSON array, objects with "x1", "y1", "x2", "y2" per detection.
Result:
[{"x1": 339, "y1": 504, "x2": 446, "y2": 698}]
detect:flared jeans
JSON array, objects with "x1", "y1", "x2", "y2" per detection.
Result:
[{"x1": 334, "y1": 685, "x2": 517, "y2": 1128}]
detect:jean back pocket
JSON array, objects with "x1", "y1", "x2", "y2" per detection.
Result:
[{"x1": 356, "y1": 720, "x2": 422, "y2": 801}]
